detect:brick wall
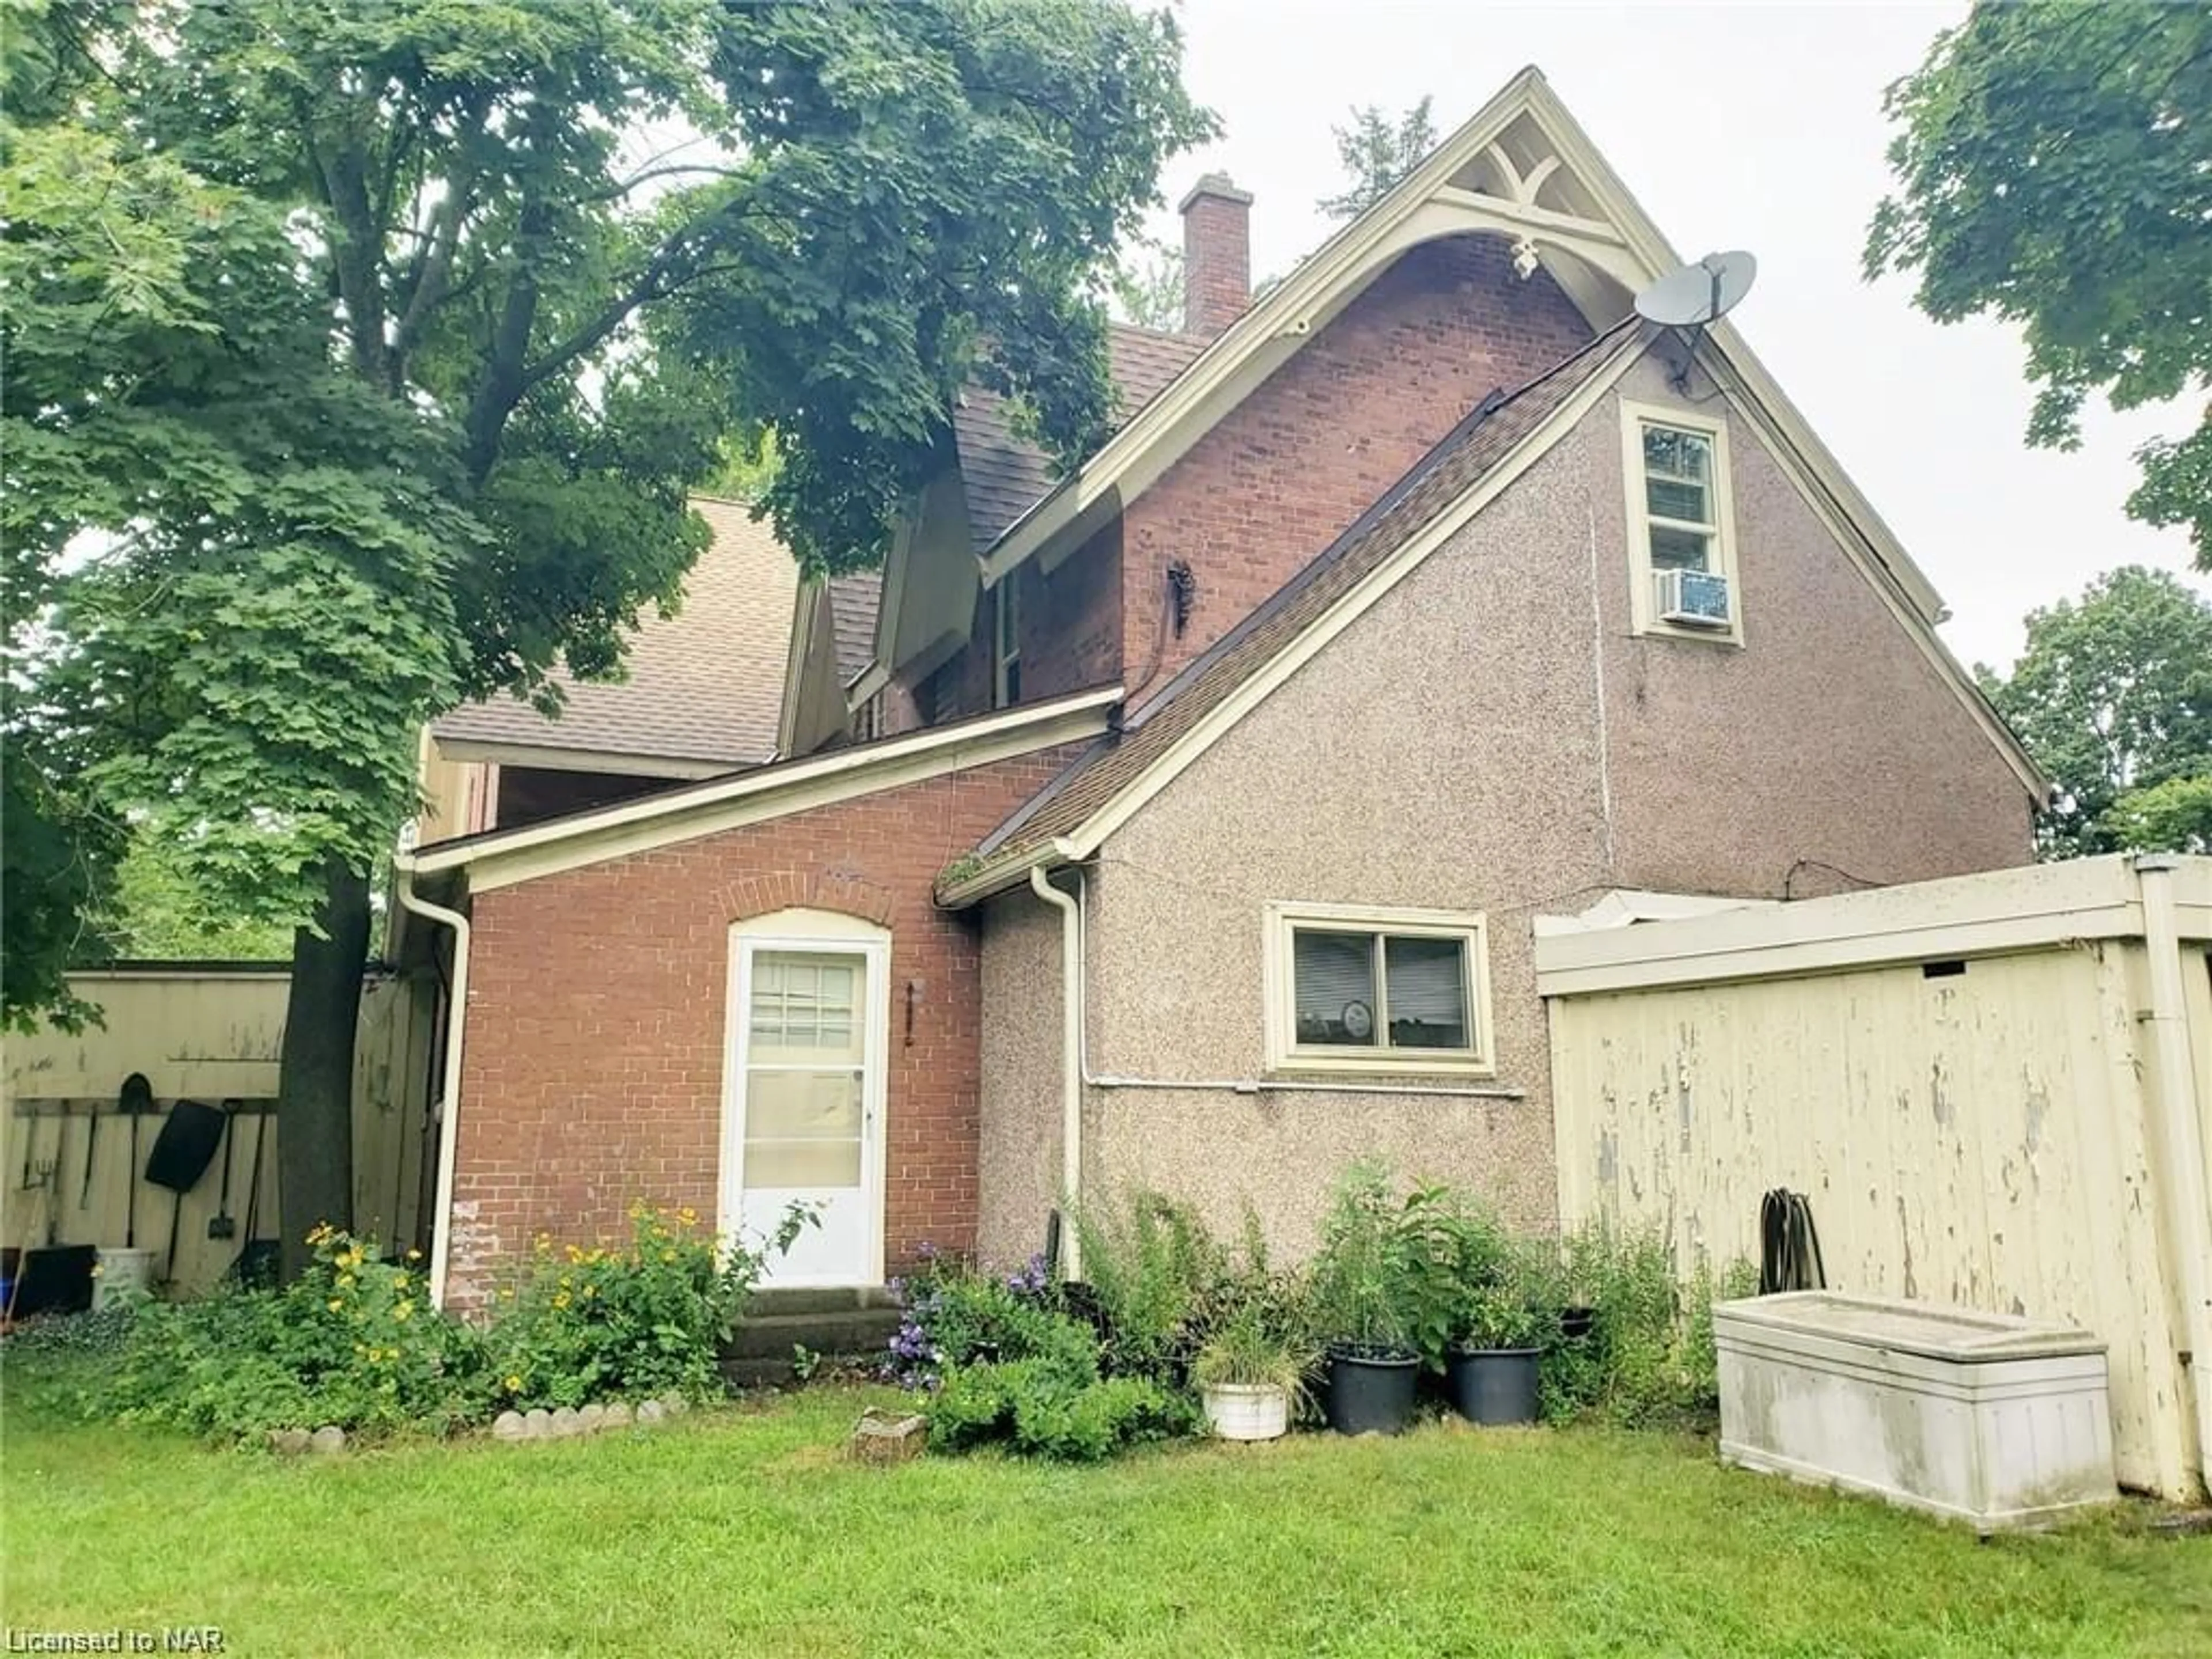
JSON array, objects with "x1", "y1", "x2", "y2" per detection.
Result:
[
  {"x1": 1121, "y1": 232, "x2": 1592, "y2": 706},
  {"x1": 444, "y1": 743, "x2": 1084, "y2": 1308},
  {"x1": 923, "y1": 232, "x2": 1592, "y2": 717}
]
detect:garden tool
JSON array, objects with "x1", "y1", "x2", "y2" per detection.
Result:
[
  {"x1": 147, "y1": 1098, "x2": 226, "y2": 1282},
  {"x1": 118, "y1": 1071, "x2": 155, "y2": 1249},
  {"x1": 78, "y1": 1100, "x2": 100, "y2": 1210},
  {"x1": 230, "y1": 1107, "x2": 281, "y2": 1285},
  {"x1": 206, "y1": 1103, "x2": 240, "y2": 1241}
]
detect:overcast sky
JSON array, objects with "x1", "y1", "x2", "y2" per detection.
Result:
[{"x1": 1141, "y1": 0, "x2": 2203, "y2": 671}]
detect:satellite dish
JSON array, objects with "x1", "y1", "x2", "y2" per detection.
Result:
[{"x1": 1634, "y1": 251, "x2": 1758, "y2": 328}]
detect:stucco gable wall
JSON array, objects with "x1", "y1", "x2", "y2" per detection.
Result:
[
  {"x1": 1074, "y1": 355, "x2": 2030, "y2": 1257},
  {"x1": 1593, "y1": 354, "x2": 2032, "y2": 896}
]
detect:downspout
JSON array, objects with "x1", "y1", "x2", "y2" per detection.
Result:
[
  {"x1": 1030, "y1": 866, "x2": 1084, "y2": 1277},
  {"x1": 2134, "y1": 854, "x2": 2212, "y2": 1491},
  {"x1": 394, "y1": 853, "x2": 471, "y2": 1312}
]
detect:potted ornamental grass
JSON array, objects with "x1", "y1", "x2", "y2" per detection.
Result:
[
  {"x1": 1310, "y1": 1161, "x2": 1421, "y2": 1434},
  {"x1": 1444, "y1": 1241, "x2": 1552, "y2": 1426},
  {"x1": 1192, "y1": 1300, "x2": 1309, "y2": 1441}
]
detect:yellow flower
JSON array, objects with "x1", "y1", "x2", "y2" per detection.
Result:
[
  {"x1": 338, "y1": 1274, "x2": 355, "y2": 1289},
  {"x1": 552, "y1": 1291, "x2": 572, "y2": 1310},
  {"x1": 583, "y1": 1284, "x2": 597, "y2": 1300},
  {"x1": 405, "y1": 1247, "x2": 423, "y2": 1262},
  {"x1": 327, "y1": 1298, "x2": 343, "y2": 1312},
  {"x1": 394, "y1": 1274, "x2": 410, "y2": 1291},
  {"x1": 565, "y1": 1244, "x2": 583, "y2": 1264},
  {"x1": 660, "y1": 1248, "x2": 676, "y2": 1263},
  {"x1": 393, "y1": 1301, "x2": 414, "y2": 1322},
  {"x1": 499, "y1": 1287, "x2": 516, "y2": 1301},
  {"x1": 505, "y1": 1374, "x2": 522, "y2": 1392},
  {"x1": 677, "y1": 1206, "x2": 698, "y2": 1226}
]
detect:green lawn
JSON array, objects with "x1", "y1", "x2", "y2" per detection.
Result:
[{"x1": 4, "y1": 1378, "x2": 2207, "y2": 1658}]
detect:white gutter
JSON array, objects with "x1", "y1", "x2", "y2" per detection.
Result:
[
  {"x1": 1029, "y1": 866, "x2": 1085, "y2": 1278},
  {"x1": 2133, "y1": 854, "x2": 2212, "y2": 1491},
  {"x1": 394, "y1": 853, "x2": 472, "y2": 1312}
]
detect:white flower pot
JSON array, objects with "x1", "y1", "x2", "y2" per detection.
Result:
[{"x1": 1202, "y1": 1381, "x2": 1289, "y2": 1441}]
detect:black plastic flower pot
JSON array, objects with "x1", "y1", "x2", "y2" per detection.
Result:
[
  {"x1": 1445, "y1": 1345, "x2": 1541, "y2": 1426},
  {"x1": 1324, "y1": 1345, "x2": 1421, "y2": 1435},
  {"x1": 1560, "y1": 1305, "x2": 1596, "y2": 1341}
]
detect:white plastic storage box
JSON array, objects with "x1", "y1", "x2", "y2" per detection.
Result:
[{"x1": 1714, "y1": 1292, "x2": 2116, "y2": 1531}]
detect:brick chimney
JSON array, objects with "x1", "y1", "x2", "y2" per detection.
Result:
[{"x1": 1179, "y1": 172, "x2": 1253, "y2": 338}]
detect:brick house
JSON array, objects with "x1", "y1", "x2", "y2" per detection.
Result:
[{"x1": 399, "y1": 68, "x2": 2043, "y2": 1309}]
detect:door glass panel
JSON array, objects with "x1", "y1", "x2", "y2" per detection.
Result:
[
  {"x1": 749, "y1": 952, "x2": 863, "y2": 1062},
  {"x1": 746, "y1": 1069, "x2": 861, "y2": 1141},
  {"x1": 743, "y1": 1138, "x2": 862, "y2": 1188}
]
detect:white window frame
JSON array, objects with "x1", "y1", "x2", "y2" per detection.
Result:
[
  {"x1": 1262, "y1": 902, "x2": 1496, "y2": 1077},
  {"x1": 993, "y1": 575, "x2": 1022, "y2": 709},
  {"x1": 1622, "y1": 399, "x2": 1742, "y2": 644}
]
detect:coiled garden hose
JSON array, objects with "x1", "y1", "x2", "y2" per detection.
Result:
[{"x1": 1759, "y1": 1188, "x2": 1826, "y2": 1294}]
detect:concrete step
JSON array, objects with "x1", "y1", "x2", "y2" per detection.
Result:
[
  {"x1": 721, "y1": 1305, "x2": 902, "y2": 1362},
  {"x1": 744, "y1": 1286, "x2": 900, "y2": 1317}
]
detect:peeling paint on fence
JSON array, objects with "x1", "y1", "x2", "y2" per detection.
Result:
[{"x1": 1548, "y1": 942, "x2": 2207, "y2": 1502}]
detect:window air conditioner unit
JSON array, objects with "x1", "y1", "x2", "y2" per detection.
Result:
[{"x1": 1654, "y1": 567, "x2": 1732, "y2": 627}]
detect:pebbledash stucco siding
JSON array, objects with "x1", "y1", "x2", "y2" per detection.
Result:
[
  {"x1": 1051, "y1": 353, "x2": 2033, "y2": 1260},
  {"x1": 976, "y1": 891, "x2": 1064, "y2": 1268}
]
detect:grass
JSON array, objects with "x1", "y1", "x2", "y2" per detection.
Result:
[{"x1": 4, "y1": 1369, "x2": 2208, "y2": 1658}]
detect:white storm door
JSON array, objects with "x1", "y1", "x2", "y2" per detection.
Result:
[{"x1": 726, "y1": 941, "x2": 886, "y2": 1287}]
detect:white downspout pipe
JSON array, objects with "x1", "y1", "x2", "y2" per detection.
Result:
[
  {"x1": 2134, "y1": 854, "x2": 2212, "y2": 1492},
  {"x1": 394, "y1": 853, "x2": 472, "y2": 1312},
  {"x1": 1030, "y1": 866, "x2": 1084, "y2": 1278}
]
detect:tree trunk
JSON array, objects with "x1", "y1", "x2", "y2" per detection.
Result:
[{"x1": 276, "y1": 858, "x2": 372, "y2": 1281}]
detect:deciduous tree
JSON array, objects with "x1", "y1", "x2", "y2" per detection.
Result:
[
  {"x1": 1978, "y1": 566, "x2": 2212, "y2": 858},
  {"x1": 1868, "y1": 3, "x2": 2212, "y2": 566},
  {"x1": 1319, "y1": 96, "x2": 1436, "y2": 221},
  {"x1": 6, "y1": 0, "x2": 1210, "y2": 1271}
]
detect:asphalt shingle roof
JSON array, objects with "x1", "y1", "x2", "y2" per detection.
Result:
[
  {"x1": 955, "y1": 329, "x2": 1639, "y2": 891},
  {"x1": 827, "y1": 572, "x2": 881, "y2": 687},
  {"x1": 952, "y1": 324, "x2": 1206, "y2": 552},
  {"x1": 431, "y1": 496, "x2": 798, "y2": 770}
]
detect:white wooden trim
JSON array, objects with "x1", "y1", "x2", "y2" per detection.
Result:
[
  {"x1": 1620, "y1": 397, "x2": 1744, "y2": 646},
  {"x1": 415, "y1": 685, "x2": 1120, "y2": 891},
  {"x1": 1262, "y1": 900, "x2": 1497, "y2": 1077},
  {"x1": 1530, "y1": 857, "x2": 2207, "y2": 998},
  {"x1": 430, "y1": 738, "x2": 730, "y2": 781},
  {"x1": 721, "y1": 918, "x2": 891, "y2": 1288}
]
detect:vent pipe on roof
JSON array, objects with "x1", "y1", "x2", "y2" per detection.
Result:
[{"x1": 1179, "y1": 172, "x2": 1253, "y2": 338}]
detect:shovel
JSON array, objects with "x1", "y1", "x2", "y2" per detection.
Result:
[{"x1": 206, "y1": 1102, "x2": 240, "y2": 1241}]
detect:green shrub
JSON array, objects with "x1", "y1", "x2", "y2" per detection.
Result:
[
  {"x1": 487, "y1": 1200, "x2": 809, "y2": 1409},
  {"x1": 94, "y1": 1226, "x2": 487, "y2": 1439},
  {"x1": 1536, "y1": 1220, "x2": 1755, "y2": 1430},
  {"x1": 1309, "y1": 1159, "x2": 1419, "y2": 1355},
  {"x1": 887, "y1": 1251, "x2": 1091, "y2": 1387},
  {"x1": 1071, "y1": 1190, "x2": 1224, "y2": 1378},
  {"x1": 924, "y1": 1357, "x2": 1198, "y2": 1461}
]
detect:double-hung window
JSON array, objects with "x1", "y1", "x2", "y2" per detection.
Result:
[
  {"x1": 1264, "y1": 903, "x2": 1494, "y2": 1075},
  {"x1": 1622, "y1": 400, "x2": 1740, "y2": 639}
]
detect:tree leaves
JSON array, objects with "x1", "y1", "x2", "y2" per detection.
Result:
[
  {"x1": 1977, "y1": 566, "x2": 2212, "y2": 858},
  {"x1": 1868, "y1": 3, "x2": 2212, "y2": 566}
]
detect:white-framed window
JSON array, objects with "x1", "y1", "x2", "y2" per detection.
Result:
[
  {"x1": 1622, "y1": 399, "x2": 1741, "y2": 642},
  {"x1": 1262, "y1": 902, "x2": 1495, "y2": 1076},
  {"x1": 993, "y1": 575, "x2": 1022, "y2": 709}
]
